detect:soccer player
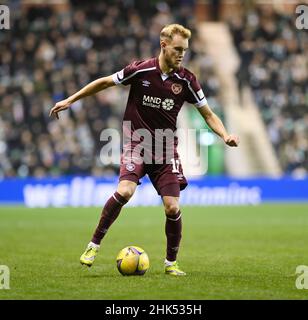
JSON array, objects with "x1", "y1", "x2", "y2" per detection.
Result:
[{"x1": 49, "y1": 24, "x2": 239, "y2": 276}]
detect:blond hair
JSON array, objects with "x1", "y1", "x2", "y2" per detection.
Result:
[{"x1": 160, "y1": 24, "x2": 191, "y2": 42}]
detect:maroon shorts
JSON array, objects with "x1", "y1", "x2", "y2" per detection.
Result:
[{"x1": 119, "y1": 151, "x2": 188, "y2": 197}]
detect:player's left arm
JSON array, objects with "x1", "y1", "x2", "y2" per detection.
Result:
[{"x1": 197, "y1": 104, "x2": 239, "y2": 147}]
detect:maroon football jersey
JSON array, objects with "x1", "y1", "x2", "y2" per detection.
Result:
[{"x1": 112, "y1": 57, "x2": 207, "y2": 162}]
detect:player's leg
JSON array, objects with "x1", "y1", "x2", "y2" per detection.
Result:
[
  {"x1": 162, "y1": 194, "x2": 186, "y2": 276},
  {"x1": 91, "y1": 180, "x2": 137, "y2": 244},
  {"x1": 148, "y1": 151, "x2": 188, "y2": 275},
  {"x1": 80, "y1": 151, "x2": 145, "y2": 267},
  {"x1": 80, "y1": 180, "x2": 137, "y2": 267}
]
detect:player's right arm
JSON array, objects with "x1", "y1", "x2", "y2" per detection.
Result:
[{"x1": 49, "y1": 75, "x2": 115, "y2": 119}]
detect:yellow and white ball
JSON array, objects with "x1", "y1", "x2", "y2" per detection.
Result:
[{"x1": 116, "y1": 246, "x2": 149, "y2": 276}]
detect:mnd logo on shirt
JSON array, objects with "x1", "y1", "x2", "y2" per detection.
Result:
[{"x1": 142, "y1": 95, "x2": 174, "y2": 110}]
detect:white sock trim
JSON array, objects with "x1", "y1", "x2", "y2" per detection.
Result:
[
  {"x1": 165, "y1": 259, "x2": 176, "y2": 266},
  {"x1": 89, "y1": 241, "x2": 100, "y2": 249},
  {"x1": 166, "y1": 214, "x2": 182, "y2": 221},
  {"x1": 113, "y1": 194, "x2": 125, "y2": 205}
]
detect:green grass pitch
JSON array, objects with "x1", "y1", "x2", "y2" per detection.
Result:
[{"x1": 1, "y1": 204, "x2": 308, "y2": 300}]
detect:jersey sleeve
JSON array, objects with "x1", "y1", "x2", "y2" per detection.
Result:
[
  {"x1": 112, "y1": 61, "x2": 141, "y2": 86},
  {"x1": 185, "y1": 75, "x2": 208, "y2": 108}
]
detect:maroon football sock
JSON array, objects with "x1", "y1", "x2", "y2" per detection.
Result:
[
  {"x1": 165, "y1": 210, "x2": 182, "y2": 262},
  {"x1": 91, "y1": 192, "x2": 128, "y2": 245}
]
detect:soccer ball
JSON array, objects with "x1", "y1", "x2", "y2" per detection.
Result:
[{"x1": 116, "y1": 246, "x2": 149, "y2": 276}]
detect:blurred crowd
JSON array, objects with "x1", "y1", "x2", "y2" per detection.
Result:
[
  {"x1": 229, "y1": 6, "x2": 308, "y2": 175},
  {"x1": 0, "y1": 0, "x2": 221, "y2": 178}
]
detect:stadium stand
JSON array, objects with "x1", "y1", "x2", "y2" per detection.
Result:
[
  {"x1": 0, "y1": 0, "x2": 223, "y2": 178},
  {"x1": 229, "y1": 6, "x2": 308, "y2": 176}
]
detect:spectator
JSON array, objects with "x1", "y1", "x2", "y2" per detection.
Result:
[
  {"x1": 229, "y1": 6, "x2": 308, "y2": 175},
  {"x1": 0, "y1": 1, "x2": 221, "y2": 178}
]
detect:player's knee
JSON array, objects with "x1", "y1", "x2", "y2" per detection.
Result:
[
  {"x1": 164, "y1": 202, "x2": 180, "y2": 216},
  {"x1": 117, "y1": 187, "x2": 135, "y2": 200},
  {"x1": 117, "y1": 181, "x2": 136, "y2": 201}
]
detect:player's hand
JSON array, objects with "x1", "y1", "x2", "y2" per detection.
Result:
[
  {"x1": 49, "y1": 99, "x2": 71, "y2": 119},
  {"x1": 224, "y1": 134, "x2": 239, "y2": 147}
]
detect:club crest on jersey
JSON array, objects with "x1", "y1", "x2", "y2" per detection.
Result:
[
  {"x1": 171, "y1": 83, "x2": 183, "y2": 95},
  {"x1": 126, "y1": 163, "x2": 135, "y2": 172}
]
